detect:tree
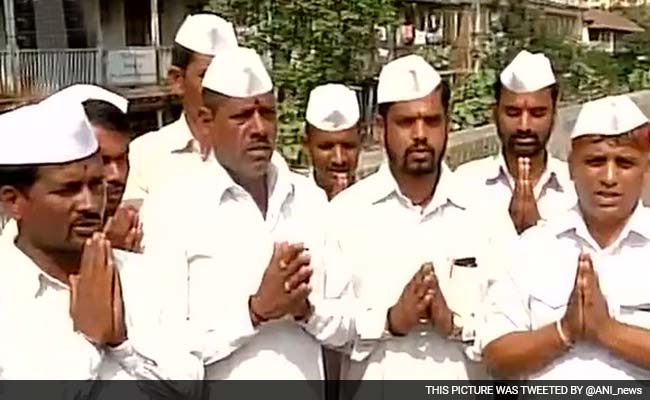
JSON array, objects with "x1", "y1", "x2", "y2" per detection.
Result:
[{"x1": 205, "y1": 0, "x2": 397, "y2": 166}]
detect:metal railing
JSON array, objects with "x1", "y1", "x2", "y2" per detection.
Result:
[{"x1": 0, "y1": 46, "x2": 174, "y2": 99}]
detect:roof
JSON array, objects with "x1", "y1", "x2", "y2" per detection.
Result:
[{"x1": 584, "y1": 9, "x2": 644, "y2": 33}]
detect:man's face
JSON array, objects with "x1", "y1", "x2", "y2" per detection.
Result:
[
  {"x1": 170, "y1": 53, "x2": 214, "y2": 124},
  {"x1": 306, "y1": 127, "x2": 361, "y2": 192},
  {"x1": 95, "y1": 125, "x2": 129, "y2": 218},
  {"x1": 201, "y1": 92, "x2": 277, "y2": 180},
  {"x1": 495, "y1": 87, "x2": 555, "y2": 158},
  {"x1": 382, "y1": 88, "x2": 448, "y2": 177},
  {"x1": 4, "y1": 154, "x2": 106, "y2": 253},
  {"x1": 570, "y1": 135, "x2": 649, "y2": 225}
]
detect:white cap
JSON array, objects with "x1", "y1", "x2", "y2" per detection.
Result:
[
  {"x1": 306, "y1": 84, "x2": 360, "y2": 131},
  {"x1": 175, "y1": 14, "x2": 238, "y2": 56},
  {"x1": 500, "y1": 50, "x2": 556, "y2": 93},
  {"x1": 43, "y1": 84, "x2": 128, "y2": 113},
  {"x1": 377, "y1": 54, "x2": 441, "y2": 104},
  {"x1": 571, "y1": 95, "x2": 648, "y2": 140},
  {"x1": 202, "y1": 47, "x2": 273, "y2": 98},
  {"x1": 0, "y1": 100, "x2": 98, "y2": 165}
]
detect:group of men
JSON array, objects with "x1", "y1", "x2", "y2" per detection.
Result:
[{"x1": 1, "y1": 10, "x2": 650, "y2": 397}]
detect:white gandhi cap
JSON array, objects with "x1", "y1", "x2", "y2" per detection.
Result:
[
  {"x1": 377, "y1": 54, "x2": 441, "y2": 104},
  {"x1": 43, "y1": 84, "x2": 129, "y2": 113},
  {"x1": 202, "y1": 47, "x2": 273, "y2": 98},
  {"x1": 306, "y1": 84, "x2": 360, "y2": 132},
  {"x1": 175, "y1": 14, "x2": 238, "y2": 56},
  {"x1": 0, "y1": 100, "x2": 98, "y2": 165},
  {"x1": 571, "y1": 95, "x2": 648, "y2": 140},
  {"x1": 500, "y1": 50, "x2": 556, "y2": 93}
]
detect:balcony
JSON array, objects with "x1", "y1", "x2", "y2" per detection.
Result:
[{"x1": 0, "y1": 46, "x2": 173, "y2": 99}]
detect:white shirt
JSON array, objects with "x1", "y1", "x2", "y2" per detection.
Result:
[
  {"x1": 123, "y1": 114, "x2": 203, "y2": 201},
  {"x1": 0, "y1": 240, "x2": 204, "y2": 383},
  {"x1": 323, "y1": 163, "x2": 490, "y2": 380},
  {"x1": 454, "y1": 154, "x2": 576, "y2": 282},
  {"x1": 481, "y1": 204, "x2": 650, "y2": 380},
  {"x1": 141, "y1": 152, "x2": 349, "y2": 384},
  {"x1": 0, "y1": 218, "x2": 16, "y2": 244}
]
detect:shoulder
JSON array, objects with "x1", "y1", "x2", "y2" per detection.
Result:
[
  {"x1": 453, "y1": 156, "x2": 497, "y2": 180},
  {"x1": 129, "y1": 122, "x2": 178, "y2": 155}
]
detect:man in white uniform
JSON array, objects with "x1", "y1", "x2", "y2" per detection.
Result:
[
  {"x1": 323, "y1": 55, "x2": 488, "y2": 388},
  {"x1": 455, "y1": 50, "x2": 576, "y2": 241},
  {"x1": 123, "y1": 13, "x2": 238, "y2": 202},
  {"x1": 482, "y1": 95, "x2": 650, "y2": 380},
  {"x1": 1, "y1": 85, "x2": 142, "y2": 252},
  {"x1": 304, "y1": 84, "x2": 362, "y2": 201},
  {"x1": 0, "y1": 99, "x2": 203, "y2": 387},
  {"x1": 141, "y1": 48, "x2": 351, "y2": 389}
]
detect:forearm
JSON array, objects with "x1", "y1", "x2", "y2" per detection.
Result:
[
  {"x1": 483, "y1": 324, "x2": 568, "y2": 379},
  {"x1": 598, "y1": 320, "x2": 650, "y2": 371}
]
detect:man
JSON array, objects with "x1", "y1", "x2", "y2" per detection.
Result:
[
  {"x1": 482, "y1": 95, "x2": 650, "y2": 380},
  {"x1": 455, "y1": 50, "x2": 576, "y2": 239},
  {"x1": 123, "y1": 13, "x2": 238, "y2": 202},
  {"x1": 2, "y1": 86, "x2": 142, "y2": 252},
  {"x1": 323, "y1": 55, "x2": 488, "y2": 386},
  {"x1": 304, "y1": 84, "x2": 362, "y2": 200},
  {"x1": 0, "y1": 99, "x2": 203, "y2": 384},
  {"x1": 141, "y1": 47, "x2": 351, "y2": 387}
]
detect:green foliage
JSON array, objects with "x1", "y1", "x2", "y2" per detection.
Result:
[
  {"x1": 451, "y1": 69, "x2": 496, "y2": 131},
  {"x1": 205, "y1": 0, "x2": 396, "y2": 166}
]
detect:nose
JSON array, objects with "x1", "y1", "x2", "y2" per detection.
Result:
[
  {"x1": 104, "y1": 162, "x2": 120, "y2": 183},
  {"x1": 250, "y1": 111, "x2": 268, "y2": 139},
  {"x1": 600, "y1": 160, "x2": 618, "y2": 188},
  {"x1": 331, "y1": 145, "x2": 345, "y2": 166},
  {"x1": 518, "y1": 111, "x2": 531, "y2": 132},
  {"x1": 412, "y1": 119, "x2": 426, "y2": 142},
  {"x1": 76, "y1": 185, "x2": 96, "y2": 212}
]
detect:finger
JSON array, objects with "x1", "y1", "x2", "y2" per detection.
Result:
[
  {"x1": 103, "y1": 216, "x2": 114, "y2": 234},
  {"x1": 517, "y1": 157, "x2": 525, "y2": 183},
  {"x1": 289, "y1": 282, "x2": 312, "y2": 302},
  {"x1": 134, "y1": 225, "x2": 144, "y2": 252},
  {"x1": 285, "y1": 265, "x2": 314, "y2": 292},
  {"x1": 284, "y1": 243, "x2": 306, "y2": 263},
  {"x1": 522, "y1": 157, "x2": 531, "y2": 182},
  {"x1": 271, "y1": 242, "x2": 286, "y2": 270},
  {"x1": 420, "y1": 262, "x2": 434, "y2": 276},
  {"x1": 79, "y1": 238, "x2": 93, "y2": 276},
  {"x1": 112, "y1": 268, "x2": 124, "y2": 340},
  {"x1": 283, "y1": 253, "x2": 311, "y2": 277},
  {"x1": 416, "y1": 294, "x2": 433, "y2": 315},
  {"x1": 124, "y1": 227, "x2": 138, "y2": 250},
  {"x1": 97, "y1": 235, "x2": 108, "y2": 274},
  {"x1": 69, "y1": 275, "x2": 80, "y2": 315}
]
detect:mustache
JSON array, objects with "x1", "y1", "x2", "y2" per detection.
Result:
[
  {"x1": 246, "y1": 141, "x2": 272, "y2": 151},
  {"x1": 71, "y1": 213, "x2": 103, "y2": 228},
  {"x1": 405, "y1": 144, "x2": 436, "y2": 156}
]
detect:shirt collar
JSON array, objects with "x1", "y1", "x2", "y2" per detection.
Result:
[
  {"x1": 209, "y1": 151, "x2": 295, "y2": 205},
  {"x1": 168, "y1": 114, "x2": 200, "y2": 154},
  {"x1": 370, "y1": 161, "x2": 462, "y2": 214},
  {"x1": 551, "y1": 202, "x2": 650, "y2": 249},
  {"x1": 485, "y1": 153, "x2": 568, "y2": 197},
  {"x1": 4, "y1": 241, "x2": 68, "y2": 298}
]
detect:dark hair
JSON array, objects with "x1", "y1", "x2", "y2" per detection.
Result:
[
  {"x1": 0, "y1": 164, "x2": 40, "y2": 192},
  {"x1": 378, "y1": 80, "x2": 451, "y2": 119},
  {"x1": 202, "y1": 88, "x2": 230, "y2": 111},
  {"x1": 82, "y1": 100, "x2": 131, "y2": 136},
  {"x1": 304, "y1": 122, "x2": 360, "y2": 136},
  {"x1": 171, "y1": 43, "x2": 195, "y2": 70},
  {"x1": 494, "y1": 80, "x2": 560, "y2": 107}
]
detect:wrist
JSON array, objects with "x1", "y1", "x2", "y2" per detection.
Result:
[
  {"x1": 249, "y1": 296, "x2": 268, "y2": 327},
  {"x1": 294, "y1": 300, "x2": 314, "y2": 322},
  {"x1": 387, "y1": 306, "x2": 408, "y2": 336},
  {"x1": 557, "y1": 319, "x2": 574, "y2": 349},
  {"x1": 595, "y1": 317, "x2": 618, "y2": 347}
]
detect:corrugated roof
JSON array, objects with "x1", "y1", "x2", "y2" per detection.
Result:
[{"x1": 584, "y1": 9, "x2": 644, "y2": 33}]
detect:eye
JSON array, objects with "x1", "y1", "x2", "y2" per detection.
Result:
[
  {"x1": 318, "y1": 142, "x2": 335, "y2": 151},
  {"x1": 504, "y1": 107, "x2": 521, "y2": 117},
  {"x1": 585, "y1": 156, "x2": 606, "y2": 167},
  {"x1": 529, "y1": 108, "x2": 548, "y2": 118},
  {"x1": 616, "y1": 157, "x2": 636, "y2": 169}
]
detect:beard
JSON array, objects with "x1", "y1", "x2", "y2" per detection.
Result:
[
  {"x1": 385, "y1": 135, "x2": 442, "y2": 177},
  {"x1": 498, "y1": 121, "x2": 551, "y2": 158}
]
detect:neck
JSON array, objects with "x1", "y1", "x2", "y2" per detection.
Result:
[
  {"x1": 390, "y1": 165, "x2": 439, "y2": 208},
  {"x1": 183, "y1": 111, "x2": 201, "y2": 141},
  {"x1": 14, "y1": 235, "x2": 80, "y2": 285},
  {"x1": 582, "y1": 208, "x2": 632, "y2": 249},
  {"x1": 504, "y1": 149, "x2": 547, "y2": 186},
  {"x1": 232, "y1": 172, "x2": 269, "y2": 217}
]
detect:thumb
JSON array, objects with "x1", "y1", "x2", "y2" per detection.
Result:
[
  {"x1": 103, "y1": 216, "x2": 114, "y2": 234},
  {"x1": 69, "y1": 275, "x2": 80, "y2": 316}
]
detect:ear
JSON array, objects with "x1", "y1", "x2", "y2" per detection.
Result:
[
  {"x1": 568, "y1": 151, "x2": 576, "y2": 181},
  {"x1": 168, "y1": 66, "x2": 185, "y2": 97},
  {"x1": 375, "y1": 115, "x2": 386, "y2": 150},
  {"x1": 0, "y1": 185, "x2": 27, "y2": 221},
  {"x1": 491, "y1": 104, "x2": 499, "y2": 125}
]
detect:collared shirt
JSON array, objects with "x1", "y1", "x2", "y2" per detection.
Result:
[
  {"x1": 481, "y1": 204, "x2": 650, "y2": 380},
  {"x1": 0, "y1": 218, "x2": 16, "y2": 244},
  {"x1": 141, "y1": 152, "x2": 344, "y2": 384},
  {"x1": 0, "y1": 239, "x2": 204, "y2": 382},
  {"x1": 454, "y1": 154, "x2": 577, "y2": 282},
  {"x1": 323, "y1": 163, "x2": 490, "y2": 380},
  {"x1": 123, "y1": 114, "x2": 203, "y2": 201}
]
